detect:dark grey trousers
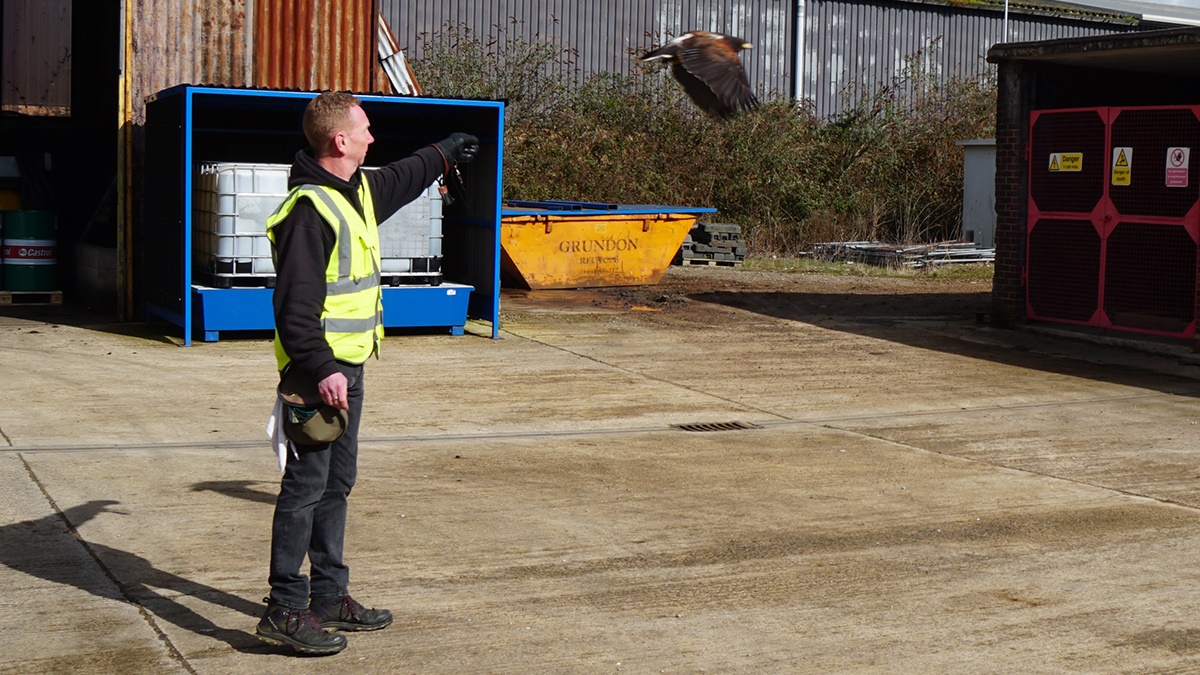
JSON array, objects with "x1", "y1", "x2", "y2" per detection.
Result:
[{"x1": 268, "y1": 361, "x2": 364, "y2": 609}]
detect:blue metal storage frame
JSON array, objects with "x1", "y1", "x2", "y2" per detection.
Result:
[{"x1": 143, "y1": 85, "x2": 504, "y2": 344}]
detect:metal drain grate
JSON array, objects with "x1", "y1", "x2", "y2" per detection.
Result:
[{"x1": 673, "y1": 421, "x2": 763, "y2": 433}]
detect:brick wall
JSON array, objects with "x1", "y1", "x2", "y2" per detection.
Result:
[{"x1": 991, "y1": 62, "x2": 1029, "y2": 328}]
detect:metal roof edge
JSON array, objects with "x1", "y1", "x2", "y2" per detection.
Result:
[
  {"x1": 1052, "y1": 0, "x2": 1200, "y2": 27},
  {"x1": 987, "y1": 25, "x2": 1200, "y2": 62},
  {"x1": 881, "y1": 0, "x2": 1139, "y2": 25},
  {"x1": 1139, "y1": 12, "x2": 1200, "y2": 27}
]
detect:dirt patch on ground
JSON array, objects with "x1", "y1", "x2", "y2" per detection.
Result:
[{"x1": 502, "y1": 264, "x2": 993, "y2": 324}]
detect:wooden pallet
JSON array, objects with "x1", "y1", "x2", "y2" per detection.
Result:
[
  {"x1": 677, "y1": 257, "x2": 743, "y2": 267},
  {"x1": 0, "y1": 290, "x2": 63, "y2": 306}
]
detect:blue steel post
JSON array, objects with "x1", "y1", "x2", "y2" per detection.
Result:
[
  {"x1": 183, "y1": 89, "x2": 194, "y2": 346},
  {"x1": 491, "y1": 102, "x2": 505, "y2": 338}
]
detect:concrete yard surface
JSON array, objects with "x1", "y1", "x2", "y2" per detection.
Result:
[{"x1": 4, "y1": 265, "x2": 1200, "y2": 673}]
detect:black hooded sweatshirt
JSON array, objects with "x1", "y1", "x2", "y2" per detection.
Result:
[{"x1": 272, "y1": 146, "x2": 445, "y2": 382}]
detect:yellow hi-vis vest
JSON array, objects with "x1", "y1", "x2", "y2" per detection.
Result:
[{"x1": 265, "y1": 179, "x2": 384, "y2": 370}]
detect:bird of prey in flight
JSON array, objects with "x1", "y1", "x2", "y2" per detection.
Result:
[{"x1": 640, "y1": 31, "x2": 759, "y2": 118}]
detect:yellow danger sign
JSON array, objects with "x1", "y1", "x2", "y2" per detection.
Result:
[
  {"x1": 1049, "y1": 152, "x2": 1083, "y2": 172},
  {"x1": 1112, "y1": 146, "x2": 1132, "y2": 186}
]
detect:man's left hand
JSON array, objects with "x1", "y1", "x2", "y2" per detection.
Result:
[{"x1": 435, "y1": 133, "x2": 480, "y2": 166}]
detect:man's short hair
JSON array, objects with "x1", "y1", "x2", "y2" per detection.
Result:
[{"x1": 303, "y1": 91, "x2": 363, "y2": 155}]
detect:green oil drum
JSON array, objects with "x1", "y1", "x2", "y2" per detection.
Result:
[{"x1": 2, "y1": 210, "x2": 57, "y2": 292}]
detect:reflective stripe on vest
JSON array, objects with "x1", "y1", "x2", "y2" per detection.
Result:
[{"x1": 266, "y1": 177, "x2": 384, "y2": 370}]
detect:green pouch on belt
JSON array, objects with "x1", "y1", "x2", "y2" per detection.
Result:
[{"x1": 278, "y1": 367, "x2": 347, "y2": 445}]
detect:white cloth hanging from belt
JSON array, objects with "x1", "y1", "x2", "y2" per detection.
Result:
[{"x1": 265, "y1": 398, "x2": 298, "y2": 473}]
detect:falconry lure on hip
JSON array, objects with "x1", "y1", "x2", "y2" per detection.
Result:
[{"x1": 640, "y1": 31, "x2": 759, "y2": 118}]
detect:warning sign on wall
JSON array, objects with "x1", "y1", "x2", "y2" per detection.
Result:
[
  {"x1": 1111, "y1": 147, "x2": 1132, "y2": 186},
  {"x1": 1049, "y1": 152, "x2": 1083, "y2": 172},
  {"x1": 1166, "y1": 147, "x2": 1190, "y2": 188}
]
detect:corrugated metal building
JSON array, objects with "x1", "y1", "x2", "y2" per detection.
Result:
[
  {"x1": 799, "y1": 0, "x2": 1142, "y2": 116},
  {"x1": 380, "y1": 0, "x2": 794, "y2": 99},
  {"x1": 3, "y1": 0, "x2": 385, "y2": 152},
  {"x1": 380, "y1": 0, "x2": 1161, "y2": 118}
]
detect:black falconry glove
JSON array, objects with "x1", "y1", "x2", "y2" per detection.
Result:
[
  {"x1": 432, "y1": 133, "x2": 480, "y2": 167},
  {"x1": 430, "y1": 133, "x2": 480, "y2": 207}
]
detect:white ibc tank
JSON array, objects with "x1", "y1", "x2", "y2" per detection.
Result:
[{"x1": 193, "y1": 163, "x2": 291, "y2": 285}]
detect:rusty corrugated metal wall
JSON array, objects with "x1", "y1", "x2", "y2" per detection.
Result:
[
  {"x1": 379, "y1": 0, "x2": 796, "y2": 99},
  {"x1": 128, "y1": 0, "x2": 377, "y2": 125},
  {"x1": 254, "y1": 0, "x2": 377, "y2": 93},
  {"x1": 129, "y1": 0, "x2": 252, "y2": 124},
  {"x1": 1, "y1": 0, "x2": 72, "y2": 114},
  {"x1": 802, "y1": 0, "x2": 1138, "y2": 117}
]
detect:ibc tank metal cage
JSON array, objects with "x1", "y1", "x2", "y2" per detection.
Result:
[
  {"x1": 143, "y1": 85, "x2": 504, "y2": 344},
  {"x1": 1026, "y1": 105, "x2": 1200, "y2": 339}
]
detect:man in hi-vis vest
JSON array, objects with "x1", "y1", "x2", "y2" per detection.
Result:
[{"x1": 257, "y1": 91, "x2": 478, "y2": 655}]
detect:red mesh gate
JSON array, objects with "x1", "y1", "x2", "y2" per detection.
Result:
[{"x1": 1027, "y1": 106, "x2": 1200, "y2": 339}]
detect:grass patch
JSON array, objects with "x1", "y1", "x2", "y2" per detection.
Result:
[{"x1": 744, "y1": 257, "x2": 995, "y2": 280}]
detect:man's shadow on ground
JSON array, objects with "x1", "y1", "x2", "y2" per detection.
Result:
[{"x1": 0, "y1": 495, "x2": 279, "y2": 654}]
